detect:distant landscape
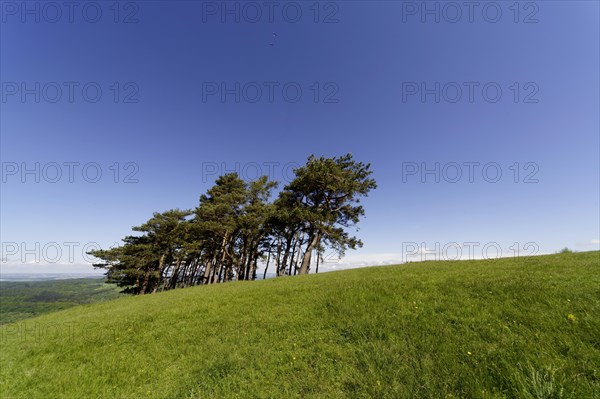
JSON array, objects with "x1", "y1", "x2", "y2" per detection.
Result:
[
  {"x1": 0, "y1": 278, "x2": 121, "y2": 325},
  {"x1": 0, "y1": 273, "x2": 103, "y2": 282}
]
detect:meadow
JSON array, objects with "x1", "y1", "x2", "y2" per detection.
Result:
[{"x1": 1, "y1": 251, "x2": 598, "y2": 398}]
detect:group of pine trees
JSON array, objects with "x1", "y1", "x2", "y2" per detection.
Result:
[{"x1": 90, "y1": 154, "x2": 377, "y2": 294}]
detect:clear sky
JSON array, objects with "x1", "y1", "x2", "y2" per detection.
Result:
[{"x1": 1, "y1": 1, "x2": 599, "y2": 274}]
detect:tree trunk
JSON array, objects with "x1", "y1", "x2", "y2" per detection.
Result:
[
  {"x1": 278, "y1": 235, "x2": 292, "y2": 277},
  {"x1": 141, "y1": 271, "x2": 151, "y2": 294},
  {"x1": 203, "y1": 256, "x2": 215, "y2": 285},
  {"x1": 238, "y1": 239, "x2": 248, "y2": 280},
  {"x1": 153, "y1": 254, "x2": 167, "y2": 293},
  {"x1": 315, "y1": 248, "x2": 320, "y2": 274},
  {"x1": 263, "y1": 248, "x2": 272, "y2": 280},
  {"x1": 292, "y1": 234, "x2": 303, "y2": 276},
  {"x1": 169, "y1": 256, "x2": 182, "y2": 290},
  {"x1": 250, "y1": 253, "x2": 259, "y2": 280},
  {"x1": 210, "y1": 261, "x2": 218, "y2": 284},
  {"x1": 288, "y1": 236, "x2": 299, "y2": 276},
  {"x1": 214, "y1": 233, "x2": 229, "y2": 283},
  {"x1": 178, "y1": 259, "x2": 192, "y2": 288},
  {"x1": 299, "y1": 232, "x2": 319, "y2": 275}
]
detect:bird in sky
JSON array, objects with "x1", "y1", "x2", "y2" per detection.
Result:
[{"x1": 269, "y1": 32, "x2": 278, "y2": 46}]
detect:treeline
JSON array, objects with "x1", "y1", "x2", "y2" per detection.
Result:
[{"x1": 90, "y1": 154, "x2": 376, "y2": 294}]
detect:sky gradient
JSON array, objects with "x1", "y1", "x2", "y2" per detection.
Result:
[{"x1": 1, "y1": 1, "x2": 599, "y2": 274}]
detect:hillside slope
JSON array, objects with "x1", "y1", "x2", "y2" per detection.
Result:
[{"x1": 1, "y1": 252, "x2": 599, "y2": 398}]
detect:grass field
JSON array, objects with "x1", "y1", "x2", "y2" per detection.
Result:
[
  {"x1": 0, "y1": 278, "x2": 122, "y2": 325},
  {"x1": 1, "y1": 251, "x2": 599, "y2": 398}
]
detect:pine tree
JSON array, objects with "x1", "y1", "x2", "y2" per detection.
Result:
[{"x1": 89, "y1": 155, "x2": 376, "y2": 293}]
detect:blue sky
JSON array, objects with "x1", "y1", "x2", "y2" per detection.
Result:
[{"x1": 1, "y1": 1, "x2": 599, "y2": 274}]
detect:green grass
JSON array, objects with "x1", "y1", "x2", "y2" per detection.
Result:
[
  {"x1": 0, "y1": 278, "x2": 122, "y2": 325},
  {"x1": 1, "y1": 251, "x2": 599, "y2": 398}
]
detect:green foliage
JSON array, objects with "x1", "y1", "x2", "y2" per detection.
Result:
[
  {"x1": 89, "y1": 154, "x2": 376, "y2": 293},
  {"x1": 0, "y1": 279, "x2": 121, "y2": 325},
  {"x1": 1, "y1": 251, "x2": 599, "y2": 398},
  {"x1": 279, "y1": 154, "x2": 377, "y2": 274},
  {"x1": 513, "y1": 363, "x2": 564, "y2": 399}
]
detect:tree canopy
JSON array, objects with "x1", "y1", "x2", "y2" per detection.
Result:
[{"x1": 89, "y1": 154, "x2": 377, "y2": 294}]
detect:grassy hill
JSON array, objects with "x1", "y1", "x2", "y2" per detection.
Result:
[
  {"x1": 1, "y1": 251, "x2": 599, "y2": 398},
  {"x1": 0, "y1": 278, "x2": 122, "y2": 325}
]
